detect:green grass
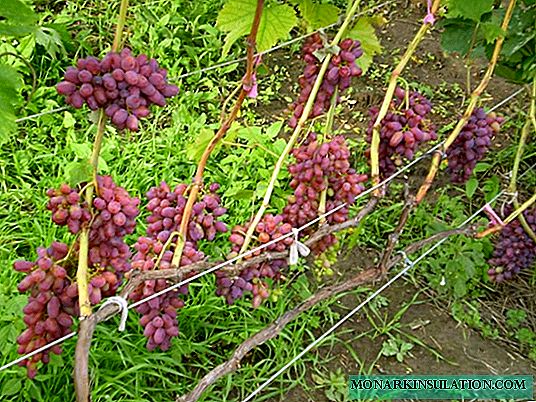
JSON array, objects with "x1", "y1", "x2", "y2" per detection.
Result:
[{"x1": 1, "y1": 0, "x2": 535, "y2": 401}]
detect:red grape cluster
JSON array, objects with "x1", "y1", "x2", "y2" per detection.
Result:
[
  {"x1": 46, "y1": 184, "x2": 91, "y2": 233},
  {"x1": 215, "y1": 214, "x2": 292, "y2": 308},
  {"x1": 86, "y1": 175, "x2": 140, "y2": 303},
  {"x1": 446, "y1": 108, "x2": 503, "y2": 184},
  {"x1": 366, "y1": 87, "x2": 437, "y2": 177},
  {"x1": 13, "y1": 242, "x2": 78, "y2": 378},
  {"x1": 288, "y1": 34, "x2": 363, "y2": 128},
  {"x1": 488, "y1": 207, "x2": 536, "y2": 282},
  {"x1": 56, "y1": 48, "x2": 179, "y2": 131},
  {"x1": 283, "y1": 133, "x2": 367, "y2": 253},
  {"x1": 13, "y1": 176, "x2": 139, "y2": 376},
  {"x1": 130, "y1": 181, "x2": 227, "y2": 350}
]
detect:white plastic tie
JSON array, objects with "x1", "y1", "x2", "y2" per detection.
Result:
[
  {"x1": 397, "y1": 250, "x2": 414, "y2": 268},
  {"x1": 289, "y1": 228, "x2": 310, "y2": 265},
  {"x1": 99, "y1": 296, "x2": 128, "y2": 332}
]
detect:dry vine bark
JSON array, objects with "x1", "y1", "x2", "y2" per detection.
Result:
[{"x1": 175, "y1": 226, "x2": 475, "y2": 402}]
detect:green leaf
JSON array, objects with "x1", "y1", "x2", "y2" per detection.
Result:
[
  {"x1": 0, "y1": 0, "x2": 38, "y2": 37},
  {"x1": 447, "y1": 0, "x2": 494, "y2": 22},
  {"x1": 295, "y1": 0, "x2": 339, "y2": 30},
  {"x1": 2, "y1": 377, "x2": 22, "y2": 396},
  {"x1": 465, "y1": 177, "x2": 478, "y2": 199},
  {"x1": 216, "y1": 0, "x2": 297, "y2": 56},
  {"x1": 265, "y1": 121, "x2": 283, "y2": 139},
  {"x1": 480, "y1": 21, "x2": 504, "y2": 43},
  {"x1": 63, "y1": 111, "x2": 76, "y2": 128},
  {"x1": 348, "y1": 17, "x2": 383, "y2": 73},
  {"x1": 186, "y1": 128, "x2": 216, "y2": 162},
  {"x1": 65, "y1": 160, "x2": 93, "y2": 186},
  {"x1": 0, "y1": 63, "x2": 23, "y2": 145},
  {"x1": 440, "y1": 19, "x2": 476, "y2": 55}
]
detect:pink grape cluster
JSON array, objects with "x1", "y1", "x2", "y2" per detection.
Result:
[
  {"x1": 366, "y1": 87, "x2": 437, "y2": 176},
  {"x1": 56, "y1": 48, "x2": 179, "y2": 131},
  {"x1": 488, "y1": 207, "x2": 536, "y2": 283},
  {"x1": 215, "y1": 214, "x2": 293, "y2": 308},
  {"x1": 288, "y1": 34, "x2": 363, "y2": 128},
  {"x1": 46, "y1": 184, "x2": 91, "y2": 233},
  {"x1": 446, "y1": 108, "x2": 503, "y2": 184},
  {"x1": 283, "y1": 133, "x2": 367, "y2": 253},
  {"x1": 13, "y1": 242, "x2": 78, "y2": 378},
  {"x1": 130, "y1": 181, "x2": 227, "y2": 350},
  {"x1": 86, "y1": 175, "x2": 140, "y2": 303},
  {"x1": 13, "y1": 176, "x2": 139, "y2": 376}
]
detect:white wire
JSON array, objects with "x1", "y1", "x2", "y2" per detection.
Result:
[
  {"x1": 15, "y1": 106, "x2": 69, "y2": 123},
  {"x1": 487, "y1": 87, "x2": 526, "y2": 113},
  {"x1": 0, "y1": 332, "x2": 76, "y2": 373},
  {"x1": 240, "y1": 192, "x2": 504, "y2": 402}
]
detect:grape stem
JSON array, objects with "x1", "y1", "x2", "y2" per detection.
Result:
[
  {"x1": 170, "y1": 0, "x2": 264, "y2": 268},
  {"x1": 75, "y1": 1, "x2": 129, "y2": 400},
  {"x1": 238, "y1": 0, "x2": 365, "y2": 256},
  {"x1": 415, "y1": 0, "x2": 517, "y2": 204},
  {"x1": 369, "y1": 0, "x2": 441, "y2": 192},
  {"x1": 112, "y1": 0, "x2": 129, "y2": 52},
  {"x1": 476, "y1": 192, "x2": 536, "y2": 238},
  {"x1": 507, "y1": 81, "x2": 536, "y2": 243},
  {"x1": 77, "y1": 111, "x2": 107, "y2": 320}
]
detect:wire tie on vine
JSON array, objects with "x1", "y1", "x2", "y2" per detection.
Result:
[
  {"x1": 483, "y1": 203, "x2": 504, "y2": 226},
  {"x1": 99, "y1": 296, "x2": 128, "y2": 331},
  {"x1": 289, "y1": 228, "x2": 310, "y2": 265},
  {"x1": 397, "y1": 250, "x2": 414, "y2": 268}
]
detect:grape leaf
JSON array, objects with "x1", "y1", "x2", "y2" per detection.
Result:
[
  {"x1": 294, "y1": 0, "x2": 339, "y2": 30},
  {"x1": 216, "y1": 0, "x2": 297, "y2": 56},
  {"x1": 348, "y1": 17, "x2": 383, "y2": 73},
  {"x1": 447, "y1": 0, "x2": 494, "y2": 22},
  {"x1": 0, "y1": 63, "x2": 23, "y2": 145},
  {"x1": 440, "y1": 19, "x2": 476, "y2": 56},
  {"x1": 480, "y1": 21, "x2": 504, "y2": 43},
  {"x1": 0, "y1": 0, "x2": 38, "y2": 37}
]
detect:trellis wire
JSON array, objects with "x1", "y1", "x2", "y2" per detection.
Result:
[
  {"x1": 241, "y1": 158, "x2": 536, "y2": 401},
  {"x1": 240, "y1": 192, "x2": 505, "y2": 402},
  {"x1": 0, "y1": 90, "x2": 527, "y2": 374},
  {"x1": 13, "y1": 1, "x2": 395, "y2": 124}
]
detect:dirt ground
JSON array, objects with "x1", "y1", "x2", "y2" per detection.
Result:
[{"x1": 262, "y1": 1, "x2": 534, "y2": 401}]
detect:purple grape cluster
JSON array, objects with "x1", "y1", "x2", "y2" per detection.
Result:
[
  {"x1": 216, "y1": 214, "x2": 292, "y2": 308},
  {"x1": 366, "y1": 87, "x2": 437, "y2": 177},
  {"x1": 130, "y1": 181, "x2": 227, "y2": 350},
  {"x1": 56, "y1": 48, "x2": 179, "y2": 131},
  {"x1": 86, "y1": 175, "x2": 140, "y2": 303},
  {"x1": 488, "y1": 207, "x2": 536, "y2": 282},
  {"x1": 13, "y1": 176, "x2": 139, "y2": 376},
  {"x1": 46, "y1": 184, "x2": 91, "y2": 234},
  {"x1": 446, "y1": 108, "x2": 503, "y2": 184},
  {"x1": 283, "y1": 133, "x2": 367, "y2": 253},
  {"x1": 289, "y1": 34, "x2": 363, "y2": 128},
  {"x1": 13, "y1": 242, "x2": 78, "y2": 378}
]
